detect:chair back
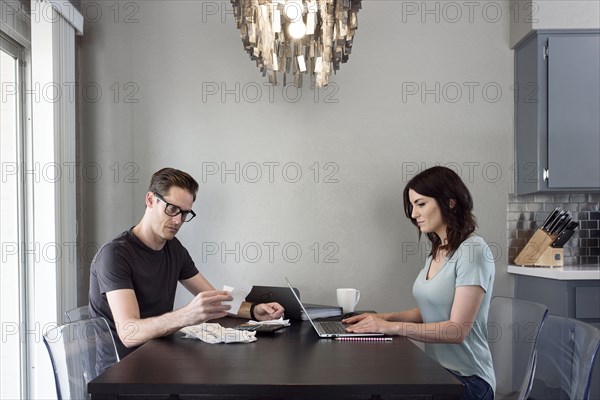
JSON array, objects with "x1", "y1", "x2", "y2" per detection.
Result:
[
  {"x1": 488, "y1": 296, "x2": 548, "y2": 400},
  {"x1": 65, "y1": 305, "x2": 90, "y2": 322},
  {"x1": 43, "y1": 317, "x2": 120, "y2": 400},
  {"x1": 529, "y1": 315, "x2": 600, "y2": 400}
]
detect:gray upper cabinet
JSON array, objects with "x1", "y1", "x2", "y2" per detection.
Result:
[{"x1": 514, "y1": 30, "x2": 600, "y2": 194}]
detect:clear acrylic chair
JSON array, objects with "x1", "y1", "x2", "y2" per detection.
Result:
[
  {"x1": 488, "y1": 296, "x2": 549, "y2": 400},
  {"x1": 529, "y1": 315, "x2": 600, "y2": 400},
  {"x1": 43, "y1": 317, "x2": 120, "y2": 399},
  {"x1": 65, "y1": 305, "x2": 90, "y2": 322}
]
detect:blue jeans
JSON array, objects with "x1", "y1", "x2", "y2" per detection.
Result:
[{"x1": 448, "y1": 370, "x2": 494, "y2": 400}]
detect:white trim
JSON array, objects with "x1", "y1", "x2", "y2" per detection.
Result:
[
  {"x1": 0, "y1": 0, "x2": 32, "y2": 48},
  {"x1": 21, "y1": 43, "x2": 34, "y2": 400},
  {"x1": 30, "y1": 16, "x2": 58, "y2": 399},
  {"x1": 32, "y1": 0, "x2": 84, "y2": 35},
  {"x1": 15, "y1": 40, "x2": 29, "y2": 400},
  {"x1": 47, "y1": 0, "x2": 83, "y2": 34},
  {"x1": 30, "y1": 3, "x2": 79, "y2": 398}
]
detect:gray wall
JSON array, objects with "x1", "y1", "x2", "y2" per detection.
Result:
[
  {"x1": 509, "y1": 0, "x2": 600, "y2": 48},
  {"x1": 78, "y1": 0, "x2": 514, "y2": 312}
]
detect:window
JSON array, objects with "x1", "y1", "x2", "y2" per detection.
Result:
[
  {"x1": 0, "y1": 33, "x2": 26, "y2": 400},
  {"x1": 1, "y1": 1, "x2": 83, "y2": 396}
]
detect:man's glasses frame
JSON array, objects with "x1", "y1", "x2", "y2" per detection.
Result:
[{"x1": 153, "y1": 192, "x2": 196, "y2": 222}]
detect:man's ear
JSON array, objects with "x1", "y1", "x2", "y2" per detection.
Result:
[
  {"x1": 145, "y1": 192, "x2": 154, "y2": 208},
  {"x1": 449, "y1": 199, "x2": 457, "y2": 209}
]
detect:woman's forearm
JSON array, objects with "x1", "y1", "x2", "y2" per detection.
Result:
[
  {"x1": 381, "y1": 307, "x2": 423, "y2": 323},
  {"x1": 391, "y1": 320, "x2": 472, "y2": 344}
]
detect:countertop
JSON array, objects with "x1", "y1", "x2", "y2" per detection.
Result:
[{"x1": 508, "y1": 264, "x2": 600, "y2": 280}]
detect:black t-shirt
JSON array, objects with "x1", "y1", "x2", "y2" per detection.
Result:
[{"x1": 89, "y1": 228, "x2": 199, "y2": 361}]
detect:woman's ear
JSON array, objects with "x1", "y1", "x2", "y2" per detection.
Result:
[{"x1": 449, "y1": 199, "x2": 457, "y2": 209}]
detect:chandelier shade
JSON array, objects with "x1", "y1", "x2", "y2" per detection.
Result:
[{"x1": 231, "y1": 0, "x2": 362, "y2": 88}]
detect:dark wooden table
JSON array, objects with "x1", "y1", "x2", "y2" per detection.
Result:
[{"x1": 88, "y1": 318, "x2": 463, "y2": 399}]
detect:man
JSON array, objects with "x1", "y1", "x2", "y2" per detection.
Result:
[{"x1": 89, "y1": 167, "x2": 284, "y2": 361}]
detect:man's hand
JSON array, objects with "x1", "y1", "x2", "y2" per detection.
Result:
[
  {"x1": 185, "y1": 290, "x2": 233, "y2": 325},
  {"x1": 253, "y1": 302, "x2": 285, "y2": 321}
]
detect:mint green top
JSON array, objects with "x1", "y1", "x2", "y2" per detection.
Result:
[{"x1": 412, "y1": 235, "x2": 496, "y2": 392}]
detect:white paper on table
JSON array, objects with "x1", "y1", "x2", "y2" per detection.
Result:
[
  {"x1": 181, "y1": 323, "x2": 257, "y2": 344},
  {"x1": 222, "y1": 284, "x2": 252, "y2": 315}
]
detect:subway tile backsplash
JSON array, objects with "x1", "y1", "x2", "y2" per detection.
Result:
[{"x1": 507, "y1": 193, "x2": 600, "y2": 266}]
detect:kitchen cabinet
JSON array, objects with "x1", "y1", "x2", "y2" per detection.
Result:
[
  {"x1": 509, "y1": 266, "x2": 600, "y2": 399},
  {"x1": 514, "y1": 30, "x2": 600, "y2": 194},
  {"x1": 508, "y1": 265, "x2": 600, "y2": 325}
]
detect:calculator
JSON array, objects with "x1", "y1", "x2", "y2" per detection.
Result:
[{"x1": 234, "y1": 323, "x2": 288, "y2": 333}]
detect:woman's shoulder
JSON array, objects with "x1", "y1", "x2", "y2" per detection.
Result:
[
  {"x1": 450, "y1": 235, "x2": 493, "y2": 260},
  {"x1": 462, "y1": 234, "x2": 488, "y2": 246}
]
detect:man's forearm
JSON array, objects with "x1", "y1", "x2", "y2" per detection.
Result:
[{"x1": 117, "y1": 307, "x2": 193, "y2": 348}]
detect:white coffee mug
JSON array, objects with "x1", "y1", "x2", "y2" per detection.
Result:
[{"x1": 336, "y1": 288, "x2": 361, "y2": 314}]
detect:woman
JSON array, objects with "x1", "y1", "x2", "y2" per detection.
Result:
[{"x1": 344, "y1": 166, "x2": 495, "y2": 400}]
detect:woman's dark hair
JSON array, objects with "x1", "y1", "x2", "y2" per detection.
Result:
[
  {"x1": 148, "y1": 168, "x2": 199, "y2": 201},
  {"x1": 402, "y1": 166, "x2": 476, "y2": 256}
]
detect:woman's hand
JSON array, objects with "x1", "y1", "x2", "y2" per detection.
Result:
[
  {"x1": 342, "y1": 312, "x2": 378, "y2": 324},
  {"x1": 343, "y1": 313, "x2": 396, "y2": 335}
]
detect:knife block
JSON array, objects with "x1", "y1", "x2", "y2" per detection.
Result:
[{"x1": 514, "y1": 229, "x2": 564, "y2": 267}]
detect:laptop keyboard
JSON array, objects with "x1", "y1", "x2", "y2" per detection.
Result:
[{"x1": 318, "y1": 321, "x2": 349, "y2": 334}]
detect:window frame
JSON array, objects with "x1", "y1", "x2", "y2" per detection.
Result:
[{"x1": 0, "y1": 31, "x2": 29, "y2": 400}]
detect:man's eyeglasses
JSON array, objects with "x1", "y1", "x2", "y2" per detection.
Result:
[{"x1": 153, "y1": 192, "x2": 196, "y2": 222}]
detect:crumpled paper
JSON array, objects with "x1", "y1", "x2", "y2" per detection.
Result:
[{"x1": 180, "y1": 323, "x2": 257, "y2": 344}]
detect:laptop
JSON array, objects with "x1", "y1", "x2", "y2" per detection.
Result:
[
  {"x1": 245, "y1": 285, "x2": 303, "y2": 320},
  {"x1": 285, "y1": 277, "x2": 384, "y2": 338}
]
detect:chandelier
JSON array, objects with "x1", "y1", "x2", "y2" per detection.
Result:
[{"x1": 230, "y1": 0, "x2": 362, "y2": 88}]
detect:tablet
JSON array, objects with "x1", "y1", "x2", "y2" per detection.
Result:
[
  {"x1": 245, "y1": 285, "x2": 303, "y2": 320},
  {"x1": 234, "y1": 323, "x2": 288, "y2": 333}
]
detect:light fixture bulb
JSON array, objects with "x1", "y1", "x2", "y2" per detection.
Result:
[{"x1": 288, "y1": 20, "x2": 306, "y2": 39}]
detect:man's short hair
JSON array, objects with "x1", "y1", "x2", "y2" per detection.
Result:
[{"x1": 148, "y1": 168, "x2": 199, "y2": 201}]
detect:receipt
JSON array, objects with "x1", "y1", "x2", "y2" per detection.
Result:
[{"x1": 222, "y1": 284, "x2": 252, "y2": 315}]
